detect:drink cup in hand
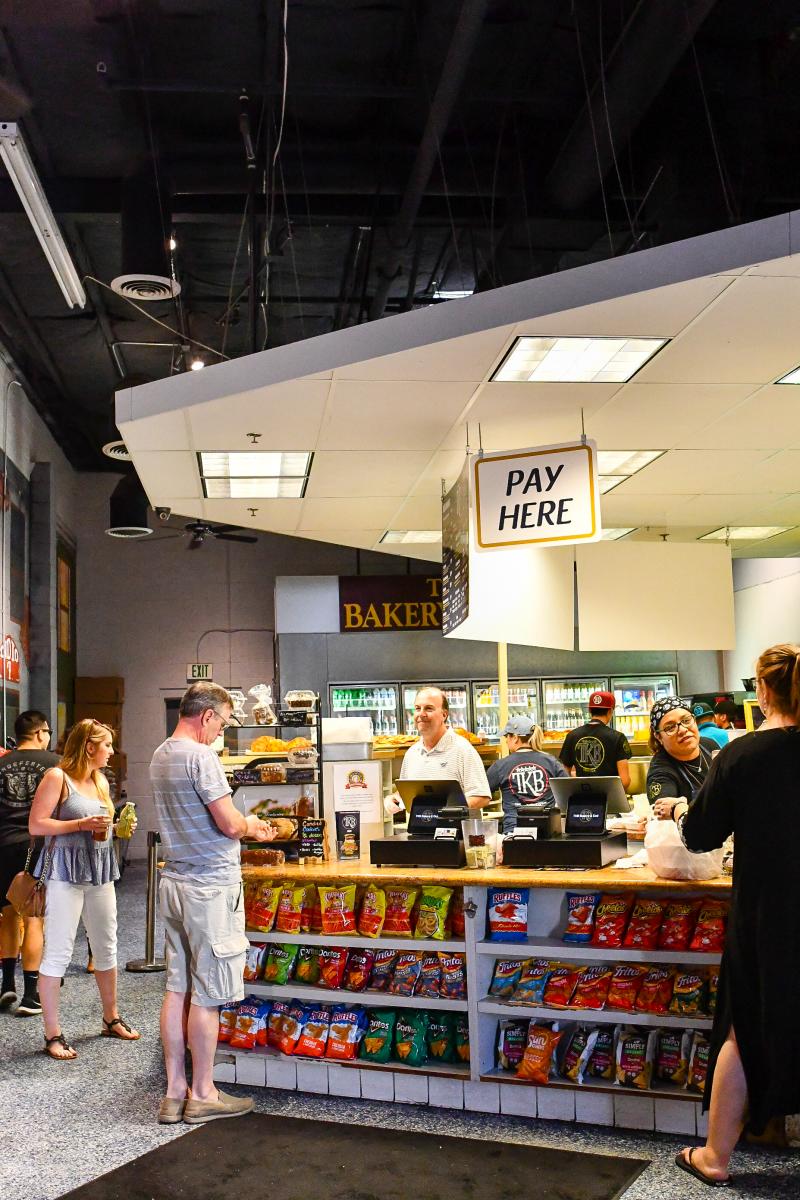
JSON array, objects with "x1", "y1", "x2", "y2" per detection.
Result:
[{"x1": 92, "y1": 816, "x2": 112, "y2": 843}]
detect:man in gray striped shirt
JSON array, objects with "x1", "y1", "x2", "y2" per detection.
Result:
[{"x1": 150, "y1": 682, "x2": 273, "y2": 1125}]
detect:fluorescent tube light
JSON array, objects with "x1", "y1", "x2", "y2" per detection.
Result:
[
  {"x1": 380, "y1": 530, "x2": 442, "y2": 544},
  {"x1": 432, "y1": 289, "x2": 473, "y2": 300},
  {"x1": 699, "y1": 526, "x2": 793, "y2": 542},
  {"x1": 599, "y1": 475, "x2": 626, "y2": 494},
  {"x1": 199, "y1": 451, "x2": 312, "y2": 478},
  {"x1": 600, "y1": 527, "x2": 636, "y2": 540},
  {"x1": 0, "y1": 123, "x2": 86, "y2": 308},
  {"x1": 597, "y1": 449, "x2": 664, "y2": 475},
  {"x1": 203, "y1": 477, "x2": 306, "y2": 499},
  {"x1": 491, "y1": 336, "x2": 667, "y2": 383},
  {"x1": 775, "y1": 366, "x2": 800, "y2": 384}
]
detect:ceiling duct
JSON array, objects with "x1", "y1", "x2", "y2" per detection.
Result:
[
  {"x1": 110, "y1": 167, "x2": 180, "y2": 302},
  {"x1": 106, "y1": 472, "x2": 153, "y2": 539}
]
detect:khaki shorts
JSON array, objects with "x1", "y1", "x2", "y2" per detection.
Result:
[{"x1": 159, "y1": 876, "x2": 249, "y2": 1007}]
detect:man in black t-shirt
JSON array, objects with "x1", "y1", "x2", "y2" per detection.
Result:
[
  {"x1": 0, "y1": 710, "x2": 60, "y2": 1016},
  {"x1": 559, "y1": 690, "x2": 632, "y2": 791}
]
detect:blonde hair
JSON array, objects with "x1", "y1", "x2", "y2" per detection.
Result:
[
  {"x1": 60, "y1": 719, "x2": 115, "y2": 818},
  {"x1": 522, "y1": 724, "x2": 545, "y2": 751},
  {"x1": 756, "y1": 644, "x2": 800, "y2": 725}
]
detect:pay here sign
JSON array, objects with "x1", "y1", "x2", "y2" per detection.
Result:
[{"x1": 473, "y1": 439, "x2": 601, "y2": 549}]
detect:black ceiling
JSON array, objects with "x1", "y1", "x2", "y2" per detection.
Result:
[{"x1": 0, "y1": 0, "x2": 799, "y2": 469}]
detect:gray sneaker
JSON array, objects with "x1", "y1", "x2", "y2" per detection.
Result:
[
  {"x1": 0, "y1": 989, "x2": 17, "y2": 1011},
  {"x1": 183, "y1": 1089, "x2": 254, "y2": 1124}
]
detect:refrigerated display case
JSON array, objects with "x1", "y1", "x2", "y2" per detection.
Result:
[
  {"x1": 610, "y1": 674, "x2": 678, "y2": 741},
  {"x1": 471, "y1": 680, "x2": 541, "y2": 742},
  {"x1": 328, "y1": 682, "x2": 400, "y2": 735},
  {"x1": 401, "y1": 682, "x2": 470, "y2": 736},
  {"x1": 541, "y1": 676, "x2": 608, "y2": 736}
]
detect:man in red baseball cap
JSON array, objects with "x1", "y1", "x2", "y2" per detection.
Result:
[{"x1": 559, "y1": 690, "x2": 632, "y2": 791}]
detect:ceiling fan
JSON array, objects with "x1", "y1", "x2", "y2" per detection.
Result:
[{"x1": 184, "y1": 521, "x2": 258, "y2": 549}]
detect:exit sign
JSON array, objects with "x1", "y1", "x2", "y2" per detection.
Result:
[{"x1": 187, "y1": 662, "x2": 213, "y2": 681}]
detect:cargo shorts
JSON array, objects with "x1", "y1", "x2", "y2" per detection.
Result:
[{"x1": 159, "y1": 875, "x2": 249, "y2": 1007}]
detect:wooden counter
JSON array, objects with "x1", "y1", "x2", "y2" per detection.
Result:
[{"x1": 242, "y1": 856, "x2": 731, "y2": 893}]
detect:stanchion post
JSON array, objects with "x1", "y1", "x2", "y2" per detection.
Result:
[{"x1": 126, "y1": 830, "x2": 166, "y2": 973}]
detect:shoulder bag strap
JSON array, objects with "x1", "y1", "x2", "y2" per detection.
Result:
[{"x1": 36, "y1": 773, "x2": 69, "y2": 884}]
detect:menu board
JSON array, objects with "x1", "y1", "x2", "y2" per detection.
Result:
[
  {"x1": 299, "y1": 817, "x2": 327, "y2": 859},
  {"x1": 442, "y1": 458, "x2": 470, "y2": 634}
]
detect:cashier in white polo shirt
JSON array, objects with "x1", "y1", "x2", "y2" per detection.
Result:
[{"x1": 395, "y1": 686, "x2": 492, "y2": 810}]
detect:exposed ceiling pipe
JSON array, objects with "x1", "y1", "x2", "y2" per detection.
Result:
[
  {"x1": 545, "y1": 0, "x2": 719, "y2": 213},
  {"x1": 368, "y1": 0, "x2": 490, "y2": 321}
]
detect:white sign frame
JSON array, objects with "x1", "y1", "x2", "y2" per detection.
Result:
[{"x1": 331, "y1": 760, "x2": 383, "y2": 822}]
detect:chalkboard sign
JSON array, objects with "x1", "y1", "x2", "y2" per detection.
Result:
[
  {"x1": 299, "y1": 817, "x2": 327, "y2": 859},
  {"x1": 442, "y1": 459, "x2": 470, "y2": 634}
]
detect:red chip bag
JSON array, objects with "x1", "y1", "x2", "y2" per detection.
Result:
[
  {"x1": 294, "y1": 1006, "x2": 331, "y2": 1057},
  {"x1": 542, "y1": 963, "x2": 584, "y2": 1009},
  {"x1": 606, "y1": 963, "x2": 649, "y2": 1012},
  {"x1": 450, "y1": 889, "x2": 465, "y2": 939},
  {"x1": 570, "y1": 963, "x2": 613, "y2": 1010},
  {"x1": 275, "y1": 884, "x2": 306, "y2": 934},
  {"x1": 622, "y1": 897, "x2": 665, "y2": 949},
  {"x1": 688, "y1": 900, "x2": 729, "y2": 953},
  {"x1": 635, "y1": 965, "x2": 676, "y2": 1015},
  {"x1": 516, "y1": 1023, "x2": 562, "y2": 1083},
  {"x1": 343, "y1": 949, "x2": 375, "y2": 992},
  {"x1": 590, "y1": 894, "x2": 634, "y2": 948},
  {"x1": 382, "y1": 887, "x2": 418, "y2": 936},
  {"x1": 658, "y1": 899, "x2": 701, "y2": 951},
  {"x1": 319, "y1": 885, "x2": 357, "y2": 935},
  {"x1": 318, "y1": 946, "x2": 349, "y2": 990}
]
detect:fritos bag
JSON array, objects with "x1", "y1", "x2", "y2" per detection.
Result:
[
  {"x1": 669, "y1": 970, "x2": 707, "y2": 1017},
  {"x1": 343, "y1": 948, "x2": 375, "y2": 992},
  {"x1": 275, "y1": 884, "x2": 306, "y2": 933},
  {"x1": 688, "y1": 900, "x2": 728, "y2": 953},
  {"x1": 590, "y1": 894, "x2": 634, "y2": 948},
  {"x1": 487, "y1": 887, "x2": 529, "y2": 942},
  {"x1": 294, "y1": 1006, "x2": 331, "y2": 1057},
  {"x1": 389, "y1": 951, "x2": 423, "y2": 996},
  {"x1": 360, "y1": 1008, "x2": 396, "y2": 1063},
  {"x1": 542, "y1": 963, "x2": 584, "y2": 1009},
  {"x1": 635, "y1": 965, "x2": 676, "y2": 1015},
  {"x1": 516, "y1": 1022, "x2": 562, "y2": 1084},
  {"x1": 562, "y1": 892, "x2": 601, "y2": 944},
  {"x1": 510, "y1": 959, "x2": 551, "y2": 1006},
  {"x1": 319, "y1": 884, "x2": 357, "y2": 935},
  {"x1": 367, "y1": 948, "x2": 397, "y2": 992},
  {"x1": 655, "y1": 1029, "x2": 691, "y2": 1086},
  {"x1": 439, "y1": 952, "x2": 467, "y2": 1001},
  {"x1": 245, "y1": 880, "x2": 282, "y2": 932},
  {"x1": 570, "y1": 964, "x2": 613, "y2": 1011},
  {"x1": 615, "y1": 1028, "x2": 656, "y2": 1089},
  {"x1": 382, "y1": 886, "x2": 418, "y2": 936},
  {"x1": 357, "y1": 884, "x2": 386, "y2": 938},
  {"x1": 318, "y1": 946, "x2": 349, "y2": 990},
  {"x1": 606, "y1": 964, "x2": 648, "y2": 1012},
  {"x1": 263, "y1": 942, "x2": 299, "y2": 984},
  {"x1": 489, "y1": 958, "x2": 527, "y2": 1000},
  {"x1": 414, "y1": 885, "x2": 453, "y2": 940},
  {"x1": 326, "y1": 1005, "x2": 367, "y2": 1060},
  {"x1": 658, "y1": 899, "x2": 701, "y2": 951},
  {"x1": 414, "y1": 952, "x2": 442, "y2": 999},
  {"x1": 622, "y1": 897, "x2": 665, "y2": 949},
  {"x1": 708, "y1": 969, "x2": 719, "y2": 1017},
  {"x1": 497, "y1": 1018, "x2": 528, "y2": 1071}
]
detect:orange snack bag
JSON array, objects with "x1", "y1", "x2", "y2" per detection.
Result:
[
  {"x1": 542, "y1": 963, "x2": 584, "y2": 1009},
  {"x1": 275, "y1": 884, "x2": 306, "y2": 934},
  {"x1": 688, "y1": 900, "x2": 729, "y2": 953},
  {"x1": 635, "y1": 965, "x2": 676, "y2": 1015},
  {"x1": 590, "y1": 894, "x2": 634, "y2": 948},
  {"x1": 319, "y1": 884, "x2": 357, "y2": 935},
  {"x1": 245, "y1": 881, "x2": 282, "y2": 933},
  {"x1": 622, "y1": 897, "x2": 665, "y2": 950},
  {"x1": 570, "y1": 963, "x2": 614, "y2": 1010},
  {"x1": 516, "y1": 1023, "x2": 562, "y2": 1084},
  {"x1": 382, "y1": 886, "x2": 418, "y2": 936},
  {"x1": 357, "y1": 884, "x2": 386, "y2": 938},
  {"x1": 606, "y1": 963, "x2": 649, "y2": 1012},
  {"x1": 657, "y1": 899, "x2": 701, "y2": 951}
]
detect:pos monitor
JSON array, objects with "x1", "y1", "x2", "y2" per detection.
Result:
[{"x1": 550, "y1": 776, "x2": 631, "y2": 837}]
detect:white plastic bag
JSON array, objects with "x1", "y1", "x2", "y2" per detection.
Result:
[{"x1": 644, "y1": 817, "x2": 724, "y2": 881}]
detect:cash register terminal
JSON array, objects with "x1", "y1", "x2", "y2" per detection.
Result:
[
  {"x1": 369, "y1": 780, "x2": 468, "y2": 867},
  {"x1": 502, "y1": 776, "x2": 630, "y2": 868}
]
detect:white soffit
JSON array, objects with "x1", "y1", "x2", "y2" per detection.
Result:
[{"x1": 117, "y1": 210, "x2": 800, "y2": 559}]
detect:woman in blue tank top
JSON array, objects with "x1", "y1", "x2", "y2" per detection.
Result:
[{"x1": 29, "y1": 719, "x2": 140, "y2": 1060}]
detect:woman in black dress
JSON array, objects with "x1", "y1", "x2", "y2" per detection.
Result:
[{"x1": 661, "y1": 644, "x2": 800, "y2": 1187}]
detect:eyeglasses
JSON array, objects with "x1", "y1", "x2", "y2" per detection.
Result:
[
  {"x1": 659, "y1": 715, "x2": 695, "y2": 736},
  {"x1": 39, "y1": 727, "x2": 51, "y2": 736}
]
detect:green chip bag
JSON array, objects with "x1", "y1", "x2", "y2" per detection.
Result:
[
  {"x1": 360, "y1": 1008, "x2": 397, "y2": 1063},
  {"x1": 426, "y1": 1012, "x2": 456, "y2": 1063},
  {"x1": 294, "y1": 945, "x2": 321, "y2": 985},
  {"x1": 454, "y1": 1012, "x2": 470, "y2": 1064},
  {"x1": 263, "y1": 942, "x2": 299, "y2": 984},
  {"x1": 393, "y1": 1010, "x2": 429, "y2": 1067}
]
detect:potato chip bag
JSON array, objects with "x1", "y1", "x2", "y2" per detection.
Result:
[
  {"x1": 658, "y1": 899, "x2": 701, "y2": 951},
  {"x1": 516, "y1": 1022, "x2": 562, "y2": 1083},
  {"x1": 414, "y1": 952, "x2": 442, "y2": 999},
  {"x1": 586, "y1": 1026, "x2": 616, "y2": 1079},
  {"x1": 272, "y1": 1000, "x2": 307, "y2": 1055},
  {"x1": 245, "y1": 880, "x2": 282, "y2": 933},
  {"x1": 243, "y1": 942, "x2": 267, "y2": 982},
  {"x1": 275, "y1": 884, "x2": 306, "y2": 934},
  {"x1": 590, "y1": 893, "x2": 634, "y2": 948},
  {"x1": 454, "y1": 1012, "x2": 470, "y2": 1063},
  {"x1": 497, "y1": 1018, "x2": 529, "y2": 1071},
  {"x1": 389, "y1": 951, "x2": 423, "y2": 996},
  {"x1": 229, "y1": 997, "x2": 271, "y2": 1050},
  {"x1": 489, "y1": 958, "x2": 528, "y2": 1000},
  {"x1": 562, "y1": 892, "x2": 601, "y2": 944},
  {"x1": 669, "y1": 970, "x2": 707, "y2": 1016},
  {"x1": 687, "y1": 1032, "x2": 711, "y2": 1093},
  {"x1": 263, "y1": 942, "x2": 299, "y2": 984},
  {"x1": 294, "y1": 1006, "x2": 331, "y2": 1057},
  {"x1": 367, "y1": 948, "x2": 398, "y2": 991},
  {"x1": 487, "y1": 887, "x2": 529, "y2": 942},
  {"x1": 393, "y1": 1010, "x2": 429, "y2": 1067},
  {"x1": 655, "y1": 1029, "x2": 692, "y2": 1086},
  {"x1": 606, "y1": 964, "x2": 649, "y2": 1012},
  {"x1": 635, "y1": 965, "x2": 676, "y2": 1015},
  {"x1": 542, "y1": 963, "x2": 584, "y2": 1009},
  {"x1": 294, "y1": 945, "x2": 321, "y2": 985},
  {"x1": 510, "y1": 958, "x2": 551, "y2": 1006},
  {"x1": 708, "y1": 969, "x2": 719, "y2": 1017},
  {"x1": 360, "y1": 1009, "x2": 396, "y2": 1063},
  {"x1": 615, "y1": 1028, "x2": 656, "y2": 1089},
  {"x1": 357, "y1": 884, "x2": 386, "y2": 938},
  {"x1": 318, "y1": 946, "x2": 349, "y2": 990},
  {"x1": 300, "y1": 885, "x2": 318, "y2": 933},
  {"x1": 450, "y1": 889, "x2": 465, "y2": 939},
  {"x1": 439, "y1": 952, "x2": 467, "y2": 1001},
  {"x1": 343, "y1": 948, "x2": 375, "y2": 992},
  {"x1": 414, "y1": 885, "x2": 453, "y2": 940},
  {"x1": 570, "y1": 964, "x2": 613, "y2": 1010},
  {"x1": 326, "y1": 1005, "x2": 367, "y2": 1060},
  {"x1": 622, "y1": 897, "x2": 665, "y2": 950},
  {"x1": 267, "y1": 999, "x2": 292, "y2": 1050},
  {"x1": 218, "y1": 1001, "x2": 239, "y2": 1043},
  {"x1": 688, "y1": 900, "x2": 728, "y2": 953},
  {"x1": 427, "y1": 1012, "x2": 457, "y2": 1063},
  {"x1": 382, "y1": 886, "x2": 418, "y2": 936},
  {"x1": 319, "y1": 884, "x2": 357, "y2": 935},
  {"x1": 562, "y1": 1025, "x2": 599, "y2": 1083}
]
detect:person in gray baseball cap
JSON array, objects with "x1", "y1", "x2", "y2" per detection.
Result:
[{"x1": 486, "y1": 716, "x2": 569, "y2": 833}]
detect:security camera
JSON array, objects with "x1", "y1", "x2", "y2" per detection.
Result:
[{"x1": 155, "y1": 507, "x2": 172, "y2": 522}]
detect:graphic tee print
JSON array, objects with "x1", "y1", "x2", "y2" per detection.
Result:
[{"x1": 508, "y1": 760, "x2": 551, "y2": 799}]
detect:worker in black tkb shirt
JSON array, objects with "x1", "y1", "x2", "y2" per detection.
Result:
[{"x1": 559, "y1": 690, "x2": 632, "y2": 791}]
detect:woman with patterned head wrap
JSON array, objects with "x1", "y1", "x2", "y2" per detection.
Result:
[{"x1": 645, "y1": 697, "x2": 718, "y2": 818}]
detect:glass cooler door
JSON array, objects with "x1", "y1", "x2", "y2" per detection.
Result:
[
  {"x1": 401, "y1": 682, "x2": 470, "y2": 736},
  {"x1": 471, "y1": 680, "x2": 541, "y2": 742},
  {"x1": 611, "y1": 674, "x2": 678, "y2": 741},
  {"x1": 541, "y1": 676, "x2": 609, "y2": 736},
  {"x1": 328, "y1": 682, "x2": 400, "y2": 735}
]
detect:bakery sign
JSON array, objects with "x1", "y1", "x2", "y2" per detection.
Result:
[
  {"x1": 339, "y1": 575, "x2": 442, "y2": 632},
  {"x1": 1, "y1": 635, "x2": 20, "y2": 683},
  {"x1": 473, "y1": 439, "x2": 602, "y2": 549}
]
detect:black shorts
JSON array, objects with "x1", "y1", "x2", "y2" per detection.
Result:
[{"x1": 0, "y1": 842, "x2": 38, "y2": 908}]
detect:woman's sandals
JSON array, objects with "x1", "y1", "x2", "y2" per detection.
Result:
[
  {"x1": 44, "y1": 1032, "x2": 77, "y2": 1061},
  {"x1": 101, "y1": 1015, "x2": 140, "y2": 1041}
]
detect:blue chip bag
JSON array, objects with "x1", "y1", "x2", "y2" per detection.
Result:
[
  {"x1": 487, "y1": 887, "x2": 529, "y2": 942},
  {"x1": 562, "y1": 892, "x2": 602, "y2": 943},
  {"x1": 509, "y1": 958, "x2": 552, "y2": 1006}
]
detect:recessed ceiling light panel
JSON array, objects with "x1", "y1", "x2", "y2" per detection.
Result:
[
  {"x1": 699, "y1": 526, "x2": 793, "y2": 542},
  {"x1": 775, "y1": 366, "x2": 800, "y2": 384},
  {"x1": 380, "y1": 530, "x2": 442, "y2": 544},
  {"x1": 203, "y1": 477, "x2": 307, "y2": 499},
  {"x1": 600, "y1": 527, "x2": 636, "y2": 540},
  {"x1": 199, "y1": 451, "x2": 312, "y2": 478},
  {"x1": 599, "y1": 475, "x2": 626, "y2": 494},
  {"x1": 597, "y1": 449, "x2": 664, "y2": 475},
  {"x1": 491, "y1": 336, "x2": 667, "y2": 383}
]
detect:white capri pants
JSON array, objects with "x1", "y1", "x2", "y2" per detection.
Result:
[{"x1": 40, "y1": 880, "x2": 118, "y2": 976}]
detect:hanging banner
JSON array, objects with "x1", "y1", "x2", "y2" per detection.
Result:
[
  {"x1": 1, "y1": 635, "x2": 20, "y2": 683},
  {"x1": 473, "y1": 439, "x2": 601, "y2": 550},
  {"x1": 338, "y1": 575, "x2": 442, "y2": 632},
  {"x1": 441, "y1": 459, "x2": 470, "y2": 634}
]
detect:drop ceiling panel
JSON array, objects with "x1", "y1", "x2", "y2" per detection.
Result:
[
  {"x1": 386, "y1": 494, "x2": 443, "y2": 529},
  {"x1": 298, "y1": 497, "x2": 399, "y2": 530},
  {"x1": 587, "y1": 383, "x2": 758, "y2": 449},
  {"x1": 600, "y1": 494, "x2": 699, "y2": 524},
  {"x1": 334, "y1": 326, "x2": 514, "y2": 382},
  {"x1": 201, "y1": 499, "x2": 301, "y2": 531},
  {"x1": 133, "y1": 452, "x2": 201, "y2": 500},
  {"x1": 438, "y1": 382, "x2": 619, "y2": 451},
  {"x1": 303, "y1": 451, "x2": 431, "y2": 499},
  {"x1": 746, "y1": 253, "x2": 800, "y2": 277},
  {"x1": 619, "y1": 449, "x2": 772, "y2": 494},
  {"x1": 186, "y1": 380, "x2": 330, "y2": 450},
  {"x1": 316, "y1": 380, "x2": 476, "y2": 450},
  {"x1": 297, "y1": 529, "x2": 386, "y2": 550},
  {"x1": 118, "y1": 409, "x2": 190, "y2": 452},
  {"x1": 414, "y1": 451, "x2": 471, "y2": 495},
  {"x1": 681, "y1": 386, "x2": 800, "y2": 450},
  {"x1": 676, "y1": 494, "x2": 800, "y2": 526}
]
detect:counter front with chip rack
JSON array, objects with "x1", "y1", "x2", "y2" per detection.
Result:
[{"x1": 216, "y1": 860, "x2": 730, "y2": 1136}]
